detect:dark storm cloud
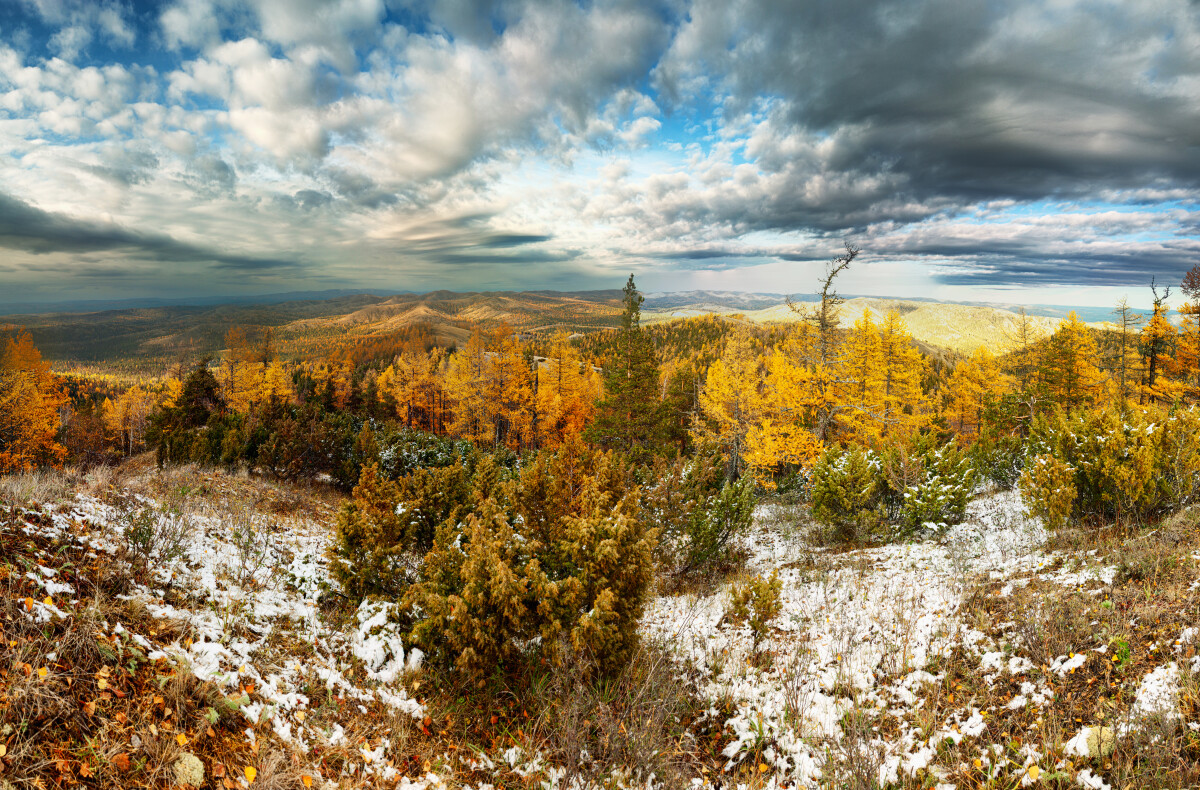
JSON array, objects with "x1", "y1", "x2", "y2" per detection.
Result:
[
  {"x1": 0, "y1": 192, "x2": 295, "y2": 271},
  {"x1": 323, "y1": 168, "x2": 398, "y2": 209},
  {"x1": 188, "y1": 155, "x2": 237, "y2": 194},
  {"x1": 657, "y1": 0, "x2": 1200, "y2": 240},
  {"x1": 293, "y1": 189, "x2": 334, "y2": 210},
  {"x1": 85, "y1": 147, "x2": 160, "y2": 186}
]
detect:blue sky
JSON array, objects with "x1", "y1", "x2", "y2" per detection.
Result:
[{"x1": 2, "y1": 0, "x2": 1200, "y2": 308}]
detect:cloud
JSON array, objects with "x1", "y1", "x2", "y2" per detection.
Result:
[
  {"x1": 4, "y1": 0, "x2": 1200, "y2": 302},
  {"x1": 0, "y1": 191, "x2": 295, "y2": 270},
  {"x1": 651, "y1": 0, "x2": 1200, "y2": 230}
]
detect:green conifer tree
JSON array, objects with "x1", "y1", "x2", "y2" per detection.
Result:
[{"x1": 584, "y1": 275, "x2": 668, "y2": 461}]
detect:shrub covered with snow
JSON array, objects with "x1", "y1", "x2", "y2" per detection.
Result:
[
  {"x1": 640, "y1": 449, "x2": 751, "y2": 576},
  {"x1": 333, "y1": 441, "x2": 660, "y2": 678},
  {"x1": 405, "y1": 478, "x2": 655, "y2": 678},
  {"x1": 1020, "y1": 453, "x2": 1077, "y2": 531},
  {"x1": 811, "y1": 435, "x2": 975, "y2": 541},
  {"x1": 894, "y1": 438, "x2": 975, "y2": 535},
  {"x1": 809, "y1": 446, "x2": 884, "y2": 542},
  {"x1": 1023, "y1": 405, "x2": 1200, "y2": 526},
  {"x1": 971, "y1": 427, "x2": 1026, "y2": 490}
]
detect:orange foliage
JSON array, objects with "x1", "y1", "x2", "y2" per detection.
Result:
[{"x1": 0, "y1": 330, "x2": 67, "y2": 472}]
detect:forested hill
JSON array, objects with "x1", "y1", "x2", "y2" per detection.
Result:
[
  {"x1": 643, "y1": 294, "x2": 1118, "y2": 354},
  {"x1": 2, "y1": 287, "x2": 1115, "y2": 372}
]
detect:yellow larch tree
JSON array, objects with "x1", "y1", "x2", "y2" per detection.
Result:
[
  {"x1": 839, "y1": 309, "x2": 885, "y2": 443},
  {"x1": 876, "y1": 310, "x2": 931, "y2": 437},
  {"x1": 945, "y1": 347, "x2": 1005, "y2": 435},
  {"x1": 444, "y1": 328, "x2": 491, "y2": 445},
  {"x1": 0, "y1": 330, "x2": 66, "y2": 472},
  {"x1": 534, "y1": 331, "x2": 600, "y2": 448},
  {"x1": 484, "y1": 327, "x2": 535, "y2": 450},
  {"x1": 749, "y1": 326, "x2": 824, "y2": 479},
  {"x1": 694, "y1": 329, "x2": 766, "y2": 478},
  {"x1": 1040, "y1": 313, "x2": 1110, "y2": 410},
  {"x1": 103, "y1": 385, "x2": 158, "y2": 455},
  {"x1": 1138, "y1": 299, "x2": 1178, "y2": 404}
]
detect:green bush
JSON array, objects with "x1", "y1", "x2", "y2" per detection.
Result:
[
  {"x1": 971, "y1": 428, "x2": 1025, "y2": 491},
  {"x1": 331, "y1": 441, "x2": 657, "y2": 678},
  {"x1": 1021, "y1": 405, "x2": 1200, "y2": 527},
  {"x1": 811, "y1": 436, "x2": 975, "y2": 542},
  {"x1": 809, "y1": 447, "x2": 883, "y2": 542},
  {"x1": 404, "y1": 478, "x2": 655, "y2": 678},
  {"x1": 640, "y1": 450, "x2": 751, "y2": 576},
  {"x1": 897, "y1": 440, "x2": 975, "y2": 535},
  {"x1": 682, "y1": 477, "x2": 754, "y2": 573},
  {"x1": 1019, "y1": 453, "x2": 1076, "y2": 532},
  {"x1": 728, "y1": 570, "x2": 783, "y2": 651}
]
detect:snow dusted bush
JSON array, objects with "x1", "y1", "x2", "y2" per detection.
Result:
[
  {"x1": 812, "y1": 435, "x2": 975, "y2": 541},
  {"x1": 971, "y1": 427, "x2": 1025, "y2": 491},
  {"x1": 640, "y1": 449, "x2": 744, "y2": 577},
  {"x1": 809, "y1": 446, "x2": 883, "y2": 542},
  {"x1": 334, "y1": 441, "x2": 657, "y2": 678},
  {"x1": 727, "y1": 570, "x2": 782, "y2": 652},
  {"x1": 330, "y1": 460, "x2": 477, "y2": 598},
  {"x1": 116, "y1": 495, "x2": 190, "y2": 569},
  {"x1": 1020, "y1": 454, "x2": 1077, "y2": 532},
  {"x1": 896, "y1": 439, "x2": 975, "y2": 535},
  {"x1": 404, "y1": 478, "x2": 655, "y2": 678},
  {"x1": 1024, "y1": 405, "x2": 1200, "y2": 526}
]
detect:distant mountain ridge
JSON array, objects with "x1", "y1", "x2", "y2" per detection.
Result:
[
  {"x1": 1, "y1": 287, "x2": 1140, "y2": 370},
  {"x1": 644, "y1": 290, "x2": 1140, "y2": 325},
  {"x1": 642, "y1": 291, "x2": 1123, "y2": 354}
]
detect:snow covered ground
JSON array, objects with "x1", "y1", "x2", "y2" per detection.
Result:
[
  {"x1": 9, "y1": 483, "x2": 1196, "y2": 789},
  {"x1": 642, "y1": 490, "x2": 1189, "y2": 790}
]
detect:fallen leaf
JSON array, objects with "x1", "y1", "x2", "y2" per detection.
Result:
[
  {"x1": 295, "y1": 711, "x2": 305, "y2": 722},
  {"x1": 112, "y1": 753, "x2": 132, "y2": 772},
  {"x1": 79, "y1": 762, "x2": 92, "y2": 778},
  {"x1": 176, "y1": 733, "x2": 188, "y2": 746},
  {"x1": 301, "y1": 775, "x2": 313, "y2": 788},
  {"x1": 245, "y1": 766, "x2": 257, "y2": 783},
  {"x1": 43, "y1": 595, "x2": 53, "y2": 606},
  {"x1": 38, "y1": 666, "x2": 48, "y2": 679},
  {"x1": 1028, "y1": 765, "x2": 1040, "y2": 781},
  {"x1": 24, "y1": 597, "x2": 33, "y2": 611},
  {"x1": 213, "y1": 763, "x2": 226, "y2": 778},
  {"x1": 97, "y1": 678, "x2": 108, "y2": 690},
  {"x1": 0, "y1": 744, "x2": 7, "y2": 757}
]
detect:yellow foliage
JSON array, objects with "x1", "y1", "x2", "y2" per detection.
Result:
[{"x1": 1019, "y1": 454, "x2": 1076, "y2": 532}]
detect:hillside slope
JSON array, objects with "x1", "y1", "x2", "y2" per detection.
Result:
[
  {"x1": 2, "y1": 465, "x2": 1196, "y2": 789},
  {"x1": 646, "y1": 296, "x2": 1095, "y2": 354}
]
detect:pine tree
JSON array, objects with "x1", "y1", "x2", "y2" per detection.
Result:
[{"x1": 584, "y1": 275, "x2": 667, "y2": 461}]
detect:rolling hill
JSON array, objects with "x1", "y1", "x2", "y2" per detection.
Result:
[{"x1": 2, "y1": 288, "x2": 1116, "y2": 373}]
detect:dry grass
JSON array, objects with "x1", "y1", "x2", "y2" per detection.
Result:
[{"x1": 0, "y1": 492, "x2": 314, "y2": 790}]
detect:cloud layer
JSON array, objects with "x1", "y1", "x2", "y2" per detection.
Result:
[{"x1": 1, "y1": 0, "x2": 1199, "y2": 305}]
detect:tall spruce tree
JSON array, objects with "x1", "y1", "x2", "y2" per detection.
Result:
[{"x1": 584, "y1": 275, "x2": 667, "y2": 460}]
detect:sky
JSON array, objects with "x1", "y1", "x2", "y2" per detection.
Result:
[{"x1": 2, "y1": 0, "x2": 1200, "y2": 308}]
